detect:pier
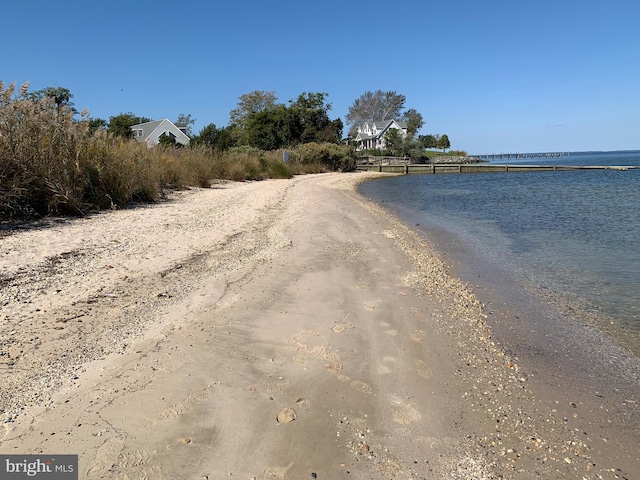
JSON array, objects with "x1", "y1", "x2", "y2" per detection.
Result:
[
  {"x1": 473, "y1": 152, "x2": 569, "y2": 160},
  {"x1": 357, "y1": 163, "x2": 636, "y2": 174}
]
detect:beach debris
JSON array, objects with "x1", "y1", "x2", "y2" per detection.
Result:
[{"x1": 276, "y1": 407, "x2": 296, "y2": 424}]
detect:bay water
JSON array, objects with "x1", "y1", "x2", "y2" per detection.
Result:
[{"x1": 359, "y1": 151, "x2": 640, "y2": 357}]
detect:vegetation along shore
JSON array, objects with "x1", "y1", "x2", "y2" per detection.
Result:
[{"x1": 1, "y1": 84, "x2": 465, "y2": 221}]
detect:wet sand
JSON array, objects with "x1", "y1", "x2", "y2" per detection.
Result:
[{"x1": 0, "y1": 172, "x2": 638, "y2": 479}]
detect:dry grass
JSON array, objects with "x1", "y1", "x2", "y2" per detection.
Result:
[{"x1": 0, "y1": 82, "x2": 355, "y2": 220}]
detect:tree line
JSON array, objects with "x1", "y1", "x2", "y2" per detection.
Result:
[
  {"x1": 99, "y1": 91, "x2": 343, "y2": 151},
  {"x1": 0, "y1": 82, "x2": 356, "y2": 219},
  {"x1": 90, "y1": 89, "x2": 451, "y2": 155},
  {"x1": 1, "y1": 83, "x2": 458, "y2": 219}
]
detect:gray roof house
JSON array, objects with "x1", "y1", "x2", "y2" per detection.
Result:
[
  {"x1": 354, "y1": 119, "x2": 408, "y2": 151},
  {"x1": 131, "y1": 118, "x2": 190, "y2": 147}
]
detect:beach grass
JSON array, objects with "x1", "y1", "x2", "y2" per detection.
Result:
[{"x1": 0, "y1": 81, "x2": 356, "y2": 220}]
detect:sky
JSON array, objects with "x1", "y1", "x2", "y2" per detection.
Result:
[{"x1": 3, "y1": 0, "x2": 639, "y2": 154}]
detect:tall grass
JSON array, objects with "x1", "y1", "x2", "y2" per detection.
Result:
[{"x1": 0, "y1": 81, "x2": 356, "y2": 220}]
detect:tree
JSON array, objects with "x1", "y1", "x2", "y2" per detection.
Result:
[
  {"x1": 229, "y1": 90, "x2": 278, "y2": 129},
  {"x1": 193, "y1": 123, "x2": 235, "y2": 150},
  {"x1": 158, "y1": 132, "x2": 177, "y2": 147},
  {"x1": 88, "y1": 117, "x2": 107, "y2": 134},
  {"x1": 318, "y1": 118, "x2": 343, "y2": 143},
  {"x1": 244, "y1": 104, "x2": 293, "y2": 150},
  {"x1": 345, "y1": 90, "x2": 406, "y2": 134},
  {"x1": 419, "y1": 134, "x2": 438, "y2": 149},
  {"x1": 193, "y1": 123, "x2": 219, "y2": 145},
  {"x1": 289, "y1": 92, "x2": 342, "y2": 144},
  {"x1": 175, "y1": 113, "x2": 196, "y2": 137},
  {"x1": 401, "y1": 108, "x2": 424, "y2": 136},
  {"x1": 438, "y1": 134, "x2": 451, "y2": 152},
  {"x1": 383, "y1": 129, "x2": 403, "y2": 156},
  {"x1": 28, "y1": 86, "x2": 76, "y2": 115},
  {"x1": 242, "y1": 92, "x2": 342, "y2": 149},
  {"x1": 107, "y1": 113, "x2": 151, "y2": 138}
]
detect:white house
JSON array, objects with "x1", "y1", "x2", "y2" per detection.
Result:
[
  {"x1": 354, "y1": 119, "x2": 408, "y2": 151},
  {"x1": 131, "y1": 118, "x2": 190, "y2": 147}
]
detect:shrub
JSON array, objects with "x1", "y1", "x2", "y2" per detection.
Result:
[{"x1": 291, "y1": 142, "x2": 356, "y2": 172}]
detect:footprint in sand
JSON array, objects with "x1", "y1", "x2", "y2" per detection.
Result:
[
  {"x1": 159, "y1": 385, "x2": 214, "y2": 419},
  {"x1": 415, "y1": 359, "x2": 433, "y2": 379},
  {"x1": 331, "y1": 322, "x2": 353, "y2": 333},
  {"x1": 410, "y1": 330, "x2": 426, "y2": 343},
  {"x1": 325, "y1": 360, "x2": 343, "y2": 375},
  {"x1": 390, "y1": 397, "x2": 422, "y2": 425},
  {"x1": 263, "y1": 462, "x2": 294, "y2": 479},
  {"x1": 377, "y1": 356, "x2": 397, "y2": 375},
  {"x1": 87, "y1": 437, "x2": 124, "y2": 475},
  {"x1": 350, "y1": 380, "x2": 372, "y2": 394},
  {"x1": 362, "y1": 300, "x2": 377, "y2": 311},
  {"x1": 118, "y1": 449, "x2": 151, "y2": 468}
]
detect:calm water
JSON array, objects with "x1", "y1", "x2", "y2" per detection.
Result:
[{"x1": 359, "y1": 150, "x2": 640, "y2": 355}]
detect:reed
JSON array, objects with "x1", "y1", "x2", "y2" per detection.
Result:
[{"x1": 0, "y1": 81, "x2": 354, "y2": 220}]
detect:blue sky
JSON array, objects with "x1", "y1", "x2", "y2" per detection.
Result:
[{"x1": 3, "y1": 0, "x2": 639, "y2": 153}]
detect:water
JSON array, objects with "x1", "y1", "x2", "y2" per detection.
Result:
[{"x1": 359, "y1": 151, "x2": 640, "y2": 356}]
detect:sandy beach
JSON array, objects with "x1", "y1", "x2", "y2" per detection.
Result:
[{"x1": 1, "y1": 172, "x2": 638, "y2": 479}]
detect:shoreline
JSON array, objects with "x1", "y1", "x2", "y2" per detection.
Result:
[
  {"x1": 357, "y1": 173, "x2": 640, "y2": 390},
  {"x1": 358, "y1": 173, "x2": 640, "y2": 463},
  {"x1": 1, "y1": 172, "x2": 638, "y2": 478}
]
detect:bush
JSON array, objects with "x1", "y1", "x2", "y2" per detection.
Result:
[{"x1": 291, "y1": 142, "x2": 356, "y2": 172}]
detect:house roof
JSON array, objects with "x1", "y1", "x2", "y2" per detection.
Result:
[
  {"x1": 356, "y1": 119, "x2": 408, "y2": 140},
  {"x1": 131, "y1": 119, "x2": 165, "y2": 139},
  {"x1": 131, "y1": 118, "x2": 190, "y2": 145}
]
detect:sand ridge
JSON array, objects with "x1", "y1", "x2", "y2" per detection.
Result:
[{"x1": 0, "y1": 172, "x2": 638, "y2": 479}]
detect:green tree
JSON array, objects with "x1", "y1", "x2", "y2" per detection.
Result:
[
  {"x1": 438, "y1": 134, "x2": 451, "y2": 152},
  {"x1": 242, "y1": 92, "x2": 342, "y2": 149},
  {"x1": 230, "y1": 90, "x2": 278, "y2": 129},
  {"x1": 401, "y1": 108, "x2": 424, "y2": 136},
  {"x1": 289, "y1": 92, "x2": 342, "y2": 144},
  {"x1": 108, "y1": 113, "x2": 151, "y2": 138},
  {"x1": 383, "y1": 129, "x2": 403, "y2": 156},
  {"x1": 88, "y1": 117, "x2": 107, "y2": 134},
  {"x1": 244, "y1": 104, "x2": 292, "y2": 150},
  {"x1": 419, "y1": 134, "x2": 438, "y2": 149},
  {"x1": 318, "y1": 118, "x2": 343, "y2": 143},
  {"x1": 175, "y1": 113, "x2": 196, "y2": 137},
  {"x1": 28, "y1": 86, "x2": 76, "y2": 115},
  {"x1": 193, "y1": 123, "x2": 235, "y2": 150},
  {"x1": 158, "y1": 132, "x2": 178, "y2": 147}
]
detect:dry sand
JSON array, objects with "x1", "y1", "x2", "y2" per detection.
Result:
[{"x1": 0, "y1": 172, "x2": 638, "y2": 479}]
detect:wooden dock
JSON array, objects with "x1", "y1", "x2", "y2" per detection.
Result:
[
  {"x1": 473, "y1": 152, "x2": 569, "y2": 160},
  {"x1": 357, "y1": 164, "x2": 637, "y2": 174}
]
